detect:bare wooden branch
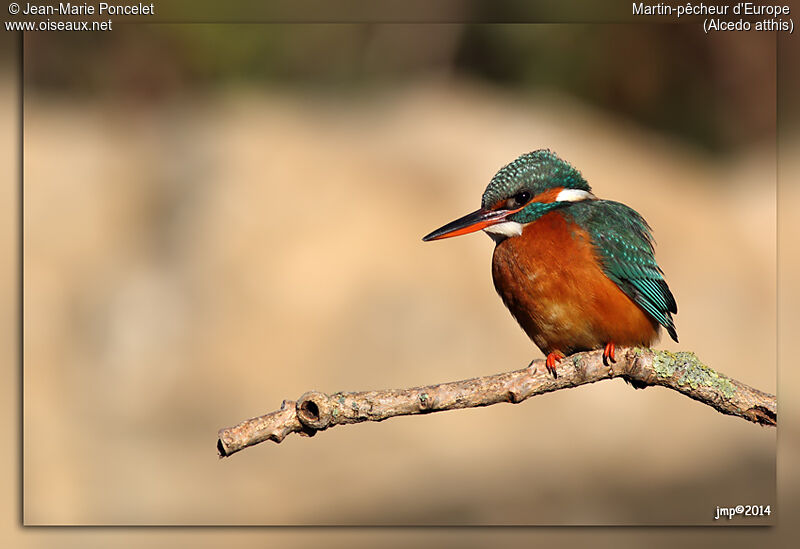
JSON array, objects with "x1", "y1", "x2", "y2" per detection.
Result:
[{"x1": 217, "y1": 348, "x2": 776, "y2": 458}]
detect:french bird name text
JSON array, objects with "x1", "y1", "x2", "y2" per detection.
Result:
[
  {"x1": 632, "y1": 2, "x2": 793, "y2": 33},
  {"x1": 633, "y1": 2, "x2": 791, "y2": 17}
]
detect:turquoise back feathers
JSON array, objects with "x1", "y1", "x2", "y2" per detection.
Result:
[{"x1": 566, "y1": 200, "x2": 678, "y2": 342}]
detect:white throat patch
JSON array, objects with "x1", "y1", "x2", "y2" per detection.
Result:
[
  {"x1": 555, "y1": 189, "x2": 595, "y2": 202},
  {"x1": 483, "y1": 221, "x2": 523, "y2": 238}
]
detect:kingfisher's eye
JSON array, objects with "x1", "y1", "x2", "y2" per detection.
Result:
[{"x1": 506, "y1": 191, "x2": 531, "y2": 209}]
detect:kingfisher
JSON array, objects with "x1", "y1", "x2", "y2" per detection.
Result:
[{"x1": 422, "y1": 150, "x2": 678, "y2": 377}]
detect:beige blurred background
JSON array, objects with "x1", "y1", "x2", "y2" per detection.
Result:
[{"x1": 2, "y1": 20, "x2": 795, "y2": 539}]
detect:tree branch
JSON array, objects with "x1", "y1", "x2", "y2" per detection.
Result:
[{"x1": 216, "y1": 348, "x2": 776, "y2": 458}]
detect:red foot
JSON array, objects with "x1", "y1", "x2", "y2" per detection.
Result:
[
  {"x1": 545, "y1": 351, "x2": 565, "y2": 378},
  {"x1": 603, "y1": 342, "x2": 616, "y2": 365}
]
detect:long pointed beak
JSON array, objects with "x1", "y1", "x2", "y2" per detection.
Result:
[{"x1": 422, "y1": 207, "x2": 512, "y2": 242}]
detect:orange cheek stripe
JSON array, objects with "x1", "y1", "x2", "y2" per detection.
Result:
[
  {"x1": 490, "y1": 187, "x2": 564, "y2": 211},
  {"x1": 530, "y1": 187, "x2": 565, "y2": 204}
]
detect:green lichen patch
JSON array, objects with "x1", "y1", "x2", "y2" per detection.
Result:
[
  {"x1": 651, "y1": 350, "x2": 735, "y2": 398},
  {"x1": 631, "y1": 347, "x2": 647, "y2": 357},
  {"x1": 570, "y1": 355, "x2": 588, "y2": 378}
]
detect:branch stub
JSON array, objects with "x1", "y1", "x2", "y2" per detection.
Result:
[{"x1": 297, "y1": 391, "x2": 333, "y2": 430}]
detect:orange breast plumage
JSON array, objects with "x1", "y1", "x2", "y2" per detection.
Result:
[{"x1": 491, "y1": 210, "x2": 660, "y2": 357}]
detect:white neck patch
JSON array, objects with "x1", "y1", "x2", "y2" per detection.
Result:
[
  {"x1": 483, "y1": 221, "x2": 523, "y2": 238},
  {"x1": 556, "y1": 189, "x2": 595, "y2": 202}
]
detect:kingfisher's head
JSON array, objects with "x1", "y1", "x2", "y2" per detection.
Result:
[{"x1": 422, "y1": 150, "x2": 594, "y2": 243}]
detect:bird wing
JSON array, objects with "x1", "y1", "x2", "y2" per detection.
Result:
[{"x1": 568, "y1": 200, "x2": 678, "y2": 342}]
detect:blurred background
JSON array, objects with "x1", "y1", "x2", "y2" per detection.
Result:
[{"x1": 1, "y1": 17, "x2": 792, "y2": 537}]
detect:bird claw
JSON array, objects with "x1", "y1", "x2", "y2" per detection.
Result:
[
  {"x1": 603, "y1": 342, "x2": 616, "y2": 366},
  {"x1": 545, "y1": 352, "x2": 564, "y2": 378}
]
